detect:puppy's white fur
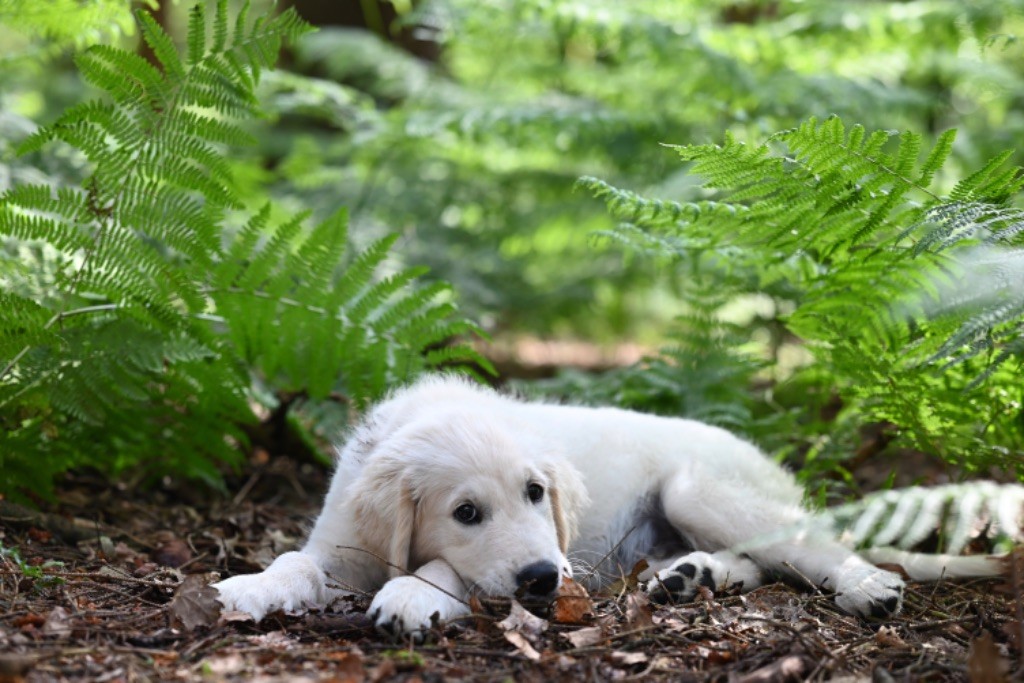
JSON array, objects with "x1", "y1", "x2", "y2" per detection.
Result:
[{"x1": 215, "y1": 375, "x2": 1000, "y2": 635}]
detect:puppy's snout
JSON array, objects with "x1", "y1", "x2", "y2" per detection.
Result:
[{"x1": 516, "y1": 561, "x2": 560, "y2": 596}]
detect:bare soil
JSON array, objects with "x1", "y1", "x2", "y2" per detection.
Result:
[{"x1": 1, "y1": 459, "x2": 1020, "y2": 682}]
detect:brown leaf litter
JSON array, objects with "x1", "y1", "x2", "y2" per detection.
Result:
[{"x1": 1, "y1": 463, "x2": 1021, "y2": 682}]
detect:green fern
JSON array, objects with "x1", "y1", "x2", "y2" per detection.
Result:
[
  {"x1": 0, "y1": 1, "x2": 490, "y2": 502},
  {"x1": 524, "y1": 270, "x2": 786, "y2": 443},
  {"x1": 0, "y1": 0, "x2": 138, "y2": 59},
  {"x1": 578, "y1": 116, "x2": 1024, "y2": 477}
]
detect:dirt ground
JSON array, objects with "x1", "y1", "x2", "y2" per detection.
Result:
[{"x1": 1, "y1": 459, "x2": 1021, "y2": 682}]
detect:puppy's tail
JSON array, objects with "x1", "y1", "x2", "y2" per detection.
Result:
[{"x1": 862, "y1": 547, "x2": 1005, "y2": 581}]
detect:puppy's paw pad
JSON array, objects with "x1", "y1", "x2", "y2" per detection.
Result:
[{"x1": 835, "y1": 567, "x2": 904, "y2": 620}]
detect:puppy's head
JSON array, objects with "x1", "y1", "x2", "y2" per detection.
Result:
[{"x1": 352, "y1": 410, "x2": 583, "y2": 599}]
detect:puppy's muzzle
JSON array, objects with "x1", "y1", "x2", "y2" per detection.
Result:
[{"x1": 515, "y1": 561, "x2": 560, "y2": 597}]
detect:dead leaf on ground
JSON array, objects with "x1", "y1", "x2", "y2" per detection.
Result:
[
  {"x1": 203, "y1": 653, "x2": 247, "y2": 676},
  {"x1": 736, "y1": 654, "x2": 807, "y2": 683},
  {"x1": 322, "y1": 650, "x2": 365, "y2": 683},
  {"x1": 168, "y1": 573, "x2": 221, "y2": 630},
  {"x1": 250, "y1": 630, "x2": 294, "y2": 650},
  {"x1": 152, "y1": 531, "x2": 192, "y2": 568},
  {"x1": 552, "y1": 576, "x2": 594, "y2": 624},
  {"x1": 625, "y1": 591, "x2": 653, "y2": 629},
  {"x1": 250, "y1": 528, "x2": 300, "y2": 569},
  {"x1": 468, "y1": 594, "x2": 493, "y2": 633},
  {"x1": 968, "y1": 631, "x2": 1009, "y2": 683},
  {"x1": 218, "y1": 610, "x2": 255, "y2": 624},
  {"x1": 0, "y1": 653, "x2": 38, "y2": 680},
  {"x1": 875, "y1": 625, "x2": 907, "y2": 649},
  {"x1": 602, "y1": 559, "x2": 649, "y2": 597},
  {"x1": 610, "y1": 651, "x2": 648, "y2": 666},
  {"x1": 503, "y1": 630, "x2": 542, "y2": 661},
  {"x1": 497, "y1": 600, "x2": 548, "y2": 639},
  {"x1": 42, "y1": 607, "x2": 70, "y2": 637},
  {"x1": 562, "y1": 625, "x2": 606, "y2": 649}
]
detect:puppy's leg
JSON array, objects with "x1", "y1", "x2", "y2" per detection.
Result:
[
  {"x1": 214, "y1": 551, "x2": 346, "y2": 621},
  {"x1": 751, "y1": 540, "x2": 905, "y2": 619},
  {"x1": 369, "y1": 559, "x2": 470, "y2": 640},
  {"x1": 655, "y1": 467, "x2": 904, "y2": 618}
]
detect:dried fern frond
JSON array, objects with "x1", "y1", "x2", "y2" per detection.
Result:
[{"x1": 825, "y1": 482, "x2": 1024, "y2": 555}]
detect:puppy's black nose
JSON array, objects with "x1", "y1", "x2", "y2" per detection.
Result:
[{"x1": 516, "y1": 561, "x2": 560, "y2": 596}]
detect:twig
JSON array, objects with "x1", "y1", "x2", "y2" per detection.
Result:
[
  {"x1": 0, "y1": 568, "x2": 179, "y2": 588},
  {"x1": 579, "y1": 522, "x2": 641, "y2": 587},
  {"x1": 1011, "y1": 550, "x2": 1024, "y2": 679},
  {"x1": 781, "y1": 561, "x2": 828, "y2": 597}
]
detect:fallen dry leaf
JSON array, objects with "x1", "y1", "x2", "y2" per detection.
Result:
[
  {"x1": 469, "y1": 594, "x2": 492, "y2": 633},
  {"x1": 250, "y1": 630, "x2": 294, "y2": 650},
  {"x1": 552, "y1": 576, "x2": 594, "y2": 625},
  {"x1": 875, "y1": 625, "x2": 907, "y2": 649},
  {"x1": 152, "y1": 531, "x2": 192, "y2": 568},
  {"x1": 625, "y1": 591, "x2": 653, "y2": 629},
  {"x1": 736, "y1": 654, "x2": 807, "y2": 683},
  {"x1": 323, "y1": 650, "x2": 365, "y2": 683},
  {"x1": 503, "y1": 630, "x2": 542, "y2": 661},
  {"x1": 12, "y1": 614, "x2": 44, "y2": 630},
  {"x1": 562, "y1": 625, "x2": 606, "y2": 649},
  {"x1": 610, "y1": 651, "x2": 648, "y2": 666},
  {"x1": 603, "y1": 559, "x2": 649, "y2": 597},
  {"x1": 168, "y1": 574, "x2": 221, "y2": 630},
  {"x1": 203, "y1": 653, "x2": 247, "y2": 676},
  {"x1": 497, "y1": 600, "x2": 548, "y2": 638},
  {"x1": 218, "y1": 610, "x2": 255, "y2": 624},
  {"x1": 968, "y1": 631, "x2": 1009, "y2": 683},
  {"x1": 42, "y1": 607, "x2": 70, "y2": 637}
]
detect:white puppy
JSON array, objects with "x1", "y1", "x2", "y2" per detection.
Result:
[{"x1": 215, "y1": 375, "x2": 1000, "y2": 636}]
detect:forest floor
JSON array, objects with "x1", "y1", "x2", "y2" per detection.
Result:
[{"x1": 1, "y1": 457, "x2": 1021, "y2": 683}]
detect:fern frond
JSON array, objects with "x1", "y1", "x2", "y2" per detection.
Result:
[
  {"x1": 0, "y1": 0, "x2": 138, "y2": 56},
  {"x1": 581, "y1": 116, "x2": 1024, "y2": 473},
  {"x1": 575, "y1": 176, "x2": 725, "y2": 227},
  {"x1": 826, "y1": 482, "x2": 1024, "y2": 554},
  {"x1": 210, "y1": 208, "x2": 485, "y2": 403},
  {"x1": 6, "y1": 0, "x2": 314, "y2": 338}
]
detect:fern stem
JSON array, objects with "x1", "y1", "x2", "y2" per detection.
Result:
[
  {"x1": 0, "y1": 305, "x2": 229, "y2": 407},
  {"x1": 201, "y1": 286, "x2": 337, "y2": 319},
  {"x1": 0, "y1": 303, "x2": 121, "y2": 382},
  {"x1": 821, "y1": 143, "x2": 942, "y2": 203}
]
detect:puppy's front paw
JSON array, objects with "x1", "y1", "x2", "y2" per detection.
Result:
[
  {"x1": 369, "y1": 576, "x2": 468, "y2": 641},
  {"x1": 213, "y1": 552, "x2": 328, "y2": 621},
  {"x1": 834, "y1": 566, "x2": 904, "y2": 619}
]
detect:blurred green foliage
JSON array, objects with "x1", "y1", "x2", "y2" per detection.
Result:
[
  {"x1": 570, "y1": 118, "x2": 1024, "y2": 491},
  {"x1": 0, "y1": 1, "x2": 487, "y2": 501},
  {"x1": 263, "y1": 0, "x2": 1024, "y2": 339},
  {"x1": 1, "y1": 0, "x2": 1023, "y2": 497}
]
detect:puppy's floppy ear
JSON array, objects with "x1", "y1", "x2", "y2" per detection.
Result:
[
  {"x1": 352, "y1": 454, "x2": 416, "y2": 579},
  {"x1": 545, "y1": 458, "x2": 588, "y2": 554}
]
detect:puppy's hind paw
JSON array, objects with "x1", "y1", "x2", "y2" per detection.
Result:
[
  {"x1": 834, "y1": 566, "x2": 904, "y2": 620},
  {"x1": 642, "y1": 551, "x2": 759, "y2": 605},
  {"x1": 644, "y1": 557, "x2": 715, "y2": 605}
]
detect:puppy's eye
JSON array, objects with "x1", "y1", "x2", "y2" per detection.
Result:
[
  {"x1": 527, "y1": 483, "x2": 544, "y2": 503},
  {"x1": 453, "y1": 503, "x2": 480, "y2": 525}
]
